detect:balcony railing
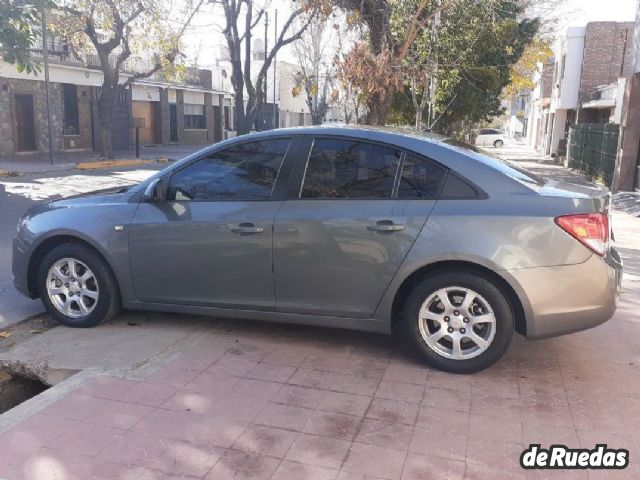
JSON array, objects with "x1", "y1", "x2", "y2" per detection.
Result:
[
  {"x1": 28, "y1": 42, "x2": 209, "y2": 88},
  {"x1": 582, "y1": 83, "x2": 618, "y2": 103}
]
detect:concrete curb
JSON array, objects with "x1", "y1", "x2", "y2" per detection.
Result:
[
  {"x1": 0, "y1": 320, "x2": 213, "y2": 434},
  {"x1": 75, "y1": 159, "x2": 155, "y2": 170},
  {"x1": 0, "y1": 368, "x2": 103, "y2": 434}
]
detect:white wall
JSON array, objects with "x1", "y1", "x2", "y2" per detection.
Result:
[
  {"x1": 183, "y1": 90, "x2": 205, "y2": 105},
  {"x1": 0, "y1": 60, "x2": 105, "y2": 86},
  {"x1": 132, "y1": 84, "x2": 160, "y2": 102},
  {"x1": 550, "y1": 109, "x2": 567, "y2": 156},
  {"x1": 277, "y1": 61, "x2": 309, "y2": 113},
  {"x1": 614, "y1": 77, "x2": 627, "y2": 123},
  {"x1": 551, "y1": 27, "x2": 586, "y2": 110}
]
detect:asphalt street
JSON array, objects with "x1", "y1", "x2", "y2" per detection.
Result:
[{"x1": 0, "y1": 165, "x2": 162, "y2": 329}]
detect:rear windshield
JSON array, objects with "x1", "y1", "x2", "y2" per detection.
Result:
[{"x1": 442, "y1": 139, "x2": 547, "y2": 187}]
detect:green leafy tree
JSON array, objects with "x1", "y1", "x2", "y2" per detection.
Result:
[
  {"x1": 52, "y1": 0, "x2": 205, "y2": 158},
  {"x1": 336, "y1": 0, "x2": 539, "y2": 130},
  {"x1": 385, "y1": 0, "x2": 538, "y2": 135},
  {"x1": 431, "y1": 1, "x2": 539, "y2": 135},
  {"x1": 0, "y1": 0, "x2": 51, "y2": 74}
]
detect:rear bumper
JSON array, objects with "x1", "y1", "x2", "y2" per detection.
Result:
[{"x1": 509, "y1": 247, "x2": 623, "y2": 339}]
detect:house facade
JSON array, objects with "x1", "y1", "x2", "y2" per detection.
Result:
[{"x1": 0, "y1": 42, "x2": 234, "y2": 157}]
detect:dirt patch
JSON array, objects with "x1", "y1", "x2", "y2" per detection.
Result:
[{"x1": 0, "y1": 370, "x2": 49, "y2": 414}]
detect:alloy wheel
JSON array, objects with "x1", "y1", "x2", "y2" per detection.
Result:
[
  {"x1": 417, "y1": 286, "x2": 496, "y2": 360},
  {"x1": 46, "y1": 257, "x2": 99, "y2": 318}
]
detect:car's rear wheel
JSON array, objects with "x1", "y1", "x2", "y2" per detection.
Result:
[
  {"x1": 401, "y1": 271, "x2": 514, "y2": 373},
  {"x1": 37, "y1": 243, "x2": 120, "y2": 328},
  {"x1": 494, "y1": 139, "x2": 504, "y2": 148}
]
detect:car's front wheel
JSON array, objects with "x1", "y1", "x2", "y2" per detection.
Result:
[
  {"x1": 401, "y1": 271, "x2": 514, "y2": 373},
  {"x1": 494, "y1": 139, "x2": 504, "y2": 148},
  {"x1": 38, "y1": 243, "x2": 120, "y2": 327}
]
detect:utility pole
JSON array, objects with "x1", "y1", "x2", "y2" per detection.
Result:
[
  {"x1": 264, "y1": 12, "x2": 268, "y2": 130},
  {"x1": 42, "y1": 6, "x2": 54, "y2": 165},
  {"x1": 273, "y1": 10, "x2": 278, "y2": 129}
]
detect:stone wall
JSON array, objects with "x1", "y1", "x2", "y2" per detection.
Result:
[{"x1": 0, "y1": 77, "x2": 64, "y2": 155}]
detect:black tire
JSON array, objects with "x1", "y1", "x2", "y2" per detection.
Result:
[
  {"x1": 494, "y1": 139, "x2": 504, "y2": 148},
  {"x1": 37, "y1": 243, "x2": 120, "y2": 328},
  {"x1": 400, "y1": 271, "x2": 514, "y2": 374}
]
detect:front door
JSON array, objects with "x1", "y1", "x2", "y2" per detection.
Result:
[
  {"x1": 15, "y1": 94, "x2": 36, "y2": 152},
  {"x1": 129, "y1": 138, "x2": 293, "y2": 309},
  {"x1": 273, "y1": 137, "x2": 446, "y2": 318},
  {"x1": 169, "y1": 104, "x2": 178, "y2": 142}
]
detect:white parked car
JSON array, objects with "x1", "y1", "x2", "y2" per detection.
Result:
[{"x1": 475, "y1": 128, "x2": 505, "y2": 148}]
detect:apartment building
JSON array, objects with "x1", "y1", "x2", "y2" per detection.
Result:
[
  {"x1": 0, "y1": 40, "x2": 234, "y2": 157},
  {"x1": 522, "y1": 22, "x2": 633, "y2": 157}
]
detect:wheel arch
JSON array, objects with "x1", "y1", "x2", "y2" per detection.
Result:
[
  {"x1": 27, "y1": 233, "x2": 120, "y2": 299},
  {"x1": 390, "y1": 260, "x2": 528, "y2": 336}
]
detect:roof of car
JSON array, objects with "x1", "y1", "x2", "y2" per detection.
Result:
[{"x1": 255, "y1": 125, "x2": 449, "y2": 144}]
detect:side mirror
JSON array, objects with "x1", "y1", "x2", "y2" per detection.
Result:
[{"x1": 143, "y1": 178, "x2": 165, "y2": 202}]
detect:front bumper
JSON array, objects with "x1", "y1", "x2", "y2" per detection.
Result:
[
  {"x1": 509, "y1": 247, "x2": 623, "y2": 339},
  {"x1": 12, "y1": 237, "x2": 33, "y2": 298}
]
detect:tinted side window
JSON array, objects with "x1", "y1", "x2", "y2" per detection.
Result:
[
  {"x1": 167, "y1": 139, "x2": 290, "y2": 201},
  {"x1": 479, "y1": 129, "x2": 490, "y2": 135},
  {"x1": 301, "y1": 139, "x2": 401, "y2": 199},
  {"x1": 397, "y1": 154, "x2": 447, "y2": 199}
]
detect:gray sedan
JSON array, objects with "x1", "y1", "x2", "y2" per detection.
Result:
[{"x1": 12, "y1": 127, "x2": 623, "y2": 373}]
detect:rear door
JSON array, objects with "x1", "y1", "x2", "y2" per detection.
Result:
[{"x1": 273, "y1": 137, "x2": 447, "y2": 318}]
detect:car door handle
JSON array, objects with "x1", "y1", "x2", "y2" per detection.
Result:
[
  {"x1": 231, "y1": 223, "x2": 264, "y2": 234},
  {"x1": 367, "y1": 221, "x2": 405, "y2": 232}
]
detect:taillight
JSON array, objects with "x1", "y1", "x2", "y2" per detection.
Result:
[{"x1": 554, "y1": 213, "x2": 609, "y2": 256}]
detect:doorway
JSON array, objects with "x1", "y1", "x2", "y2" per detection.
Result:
[
  {"x1": 15, "y1": 94, "x2": 37, "y2": 152},
  {"x1": 169, "y1": 104, "x2": 178, "y2": 142}
]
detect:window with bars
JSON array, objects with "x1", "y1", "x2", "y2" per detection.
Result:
[{"x1": 184, "y1": 104, "x2": 206, "y2": 129}]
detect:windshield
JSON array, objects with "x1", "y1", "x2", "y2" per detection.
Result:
[{"x1": 442, "y1": 139, "x2": 547, "y2": 187}]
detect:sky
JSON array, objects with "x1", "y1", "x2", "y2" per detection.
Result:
[{"x1": 565, "y1": 0, "x2": 637, "y2": 25}]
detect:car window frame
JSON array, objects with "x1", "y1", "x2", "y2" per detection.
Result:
[
  {"x1": 293, "y1": 135, "x2": 405, "y2": 201},
  {"x1": 287, "y1": 134, "x2": 457, "y2": 202},
  {"x1": 163, "y1": 136, "x2": 299, "y2": 203}
]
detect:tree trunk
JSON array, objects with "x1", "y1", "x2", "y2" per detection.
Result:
[
  {"x1": 365, "y1": 92, "x2": 392, "y2": 126},
  {"x1": 97, "y1": 83, "x2": 116, "y2": 159},
  {"x1": 415, "y1": 110, "x2": 423, "y2": 130}
]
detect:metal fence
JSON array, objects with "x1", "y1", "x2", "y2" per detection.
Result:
[{"x1": 568, "y1": 123, "x2": 620, "y2": 187}]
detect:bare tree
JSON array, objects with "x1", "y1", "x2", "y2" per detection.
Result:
[
  {"x1": 217, "y1": 0, "x2": 322, "y2": 134},
  {"x1": 409, "y1": 71, "x2": 431, "y2": 130},
  {"x1": 291, "y1": 17, "x2": 333, "y2": 125},
  {"x1": 54, "y1": 0, "x2": 205, "y2": 158},
  {"x1": 332, "y1": 23, "x2": 364, "y2": 124}
]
